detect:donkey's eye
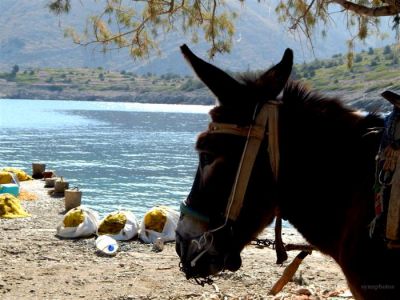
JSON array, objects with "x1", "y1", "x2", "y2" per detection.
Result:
[{"x1": 200, "y1": 152, "x2": 215, "y2": 167}]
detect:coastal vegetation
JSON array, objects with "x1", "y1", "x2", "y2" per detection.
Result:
[
  {"x1": 294, "y1": 45, "x2": 399, "y2": 90},
  {"x1": 0, "y1": 65, "x2": 213, "y2": 104},
  {"x1": 0, "y1": 44, "x2": 399, "y2": 110}
]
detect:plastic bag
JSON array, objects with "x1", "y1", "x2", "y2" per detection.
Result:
[
  {"x1": 0, "y1": 172, "x2": 13, "y2": 184},
  {"x1": 1, "y1": 168, "x2": 32, "y2": 182},
  {"x1": 139, "y1": 206, "x2": 179, "y2": 243},
  {"x1": 97, "y1": 210, "x2": 139, "y2": 241},
  {"x1": 56, "y1": 206, "x2": 99, "y2": 238}
]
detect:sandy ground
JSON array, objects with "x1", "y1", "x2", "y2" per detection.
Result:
[{"x1": 0, "y1": 180, "x2": 354, "y2": 300}]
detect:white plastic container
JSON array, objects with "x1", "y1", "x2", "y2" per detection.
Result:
[{"x1": 95, "y1": 235, "x2": 118, "y2": 255}]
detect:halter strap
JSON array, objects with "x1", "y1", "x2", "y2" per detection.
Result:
[
  {"x1": 207, "y1": 122, "x2": 266, "y2": 140},
  {"x1": 223, "y1": 102, "x2": 280, "y2": 221},
  {"x1": 180, "y1": 202, "x2": 210, "y2": 223}
]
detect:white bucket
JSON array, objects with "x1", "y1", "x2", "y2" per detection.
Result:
[{"x1": 95, "y1": 235, "x2": 118, "y2": 255}]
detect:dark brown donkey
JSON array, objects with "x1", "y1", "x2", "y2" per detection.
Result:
[{"x1": 175, "y1": 44, "x2": 400, "y2": 300}]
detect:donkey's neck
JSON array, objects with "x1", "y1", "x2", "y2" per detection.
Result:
[{"x1": 277, "y1": 88, "x2": 383, "y2": 258}]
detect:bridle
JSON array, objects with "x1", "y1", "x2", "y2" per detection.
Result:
[
  {"x1": 210, "y1": 101, "x2": 280, "y2": 221},
  {"x1": 179, "y1": 100, "x2": 281, "y2": 271}
]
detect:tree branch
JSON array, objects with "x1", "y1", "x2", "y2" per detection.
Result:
[
  {"x1": 330, "y1": 0, "x2": 400, "y2": 17},
  {"x1": 289, "y1": 0, "x2": 316, "y2": 30}
]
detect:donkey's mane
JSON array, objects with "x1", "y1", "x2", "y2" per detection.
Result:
[
  {"x1": 281, "y1": 81, "x2": 383, "y2": 134},
  {"x1": 282, "y1": 81, "x2": 352, "y2": 113}
]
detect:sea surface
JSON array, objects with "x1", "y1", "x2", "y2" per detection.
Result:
[{"x1": 0, "y1": 99, "x2": 211, "y2": 219}]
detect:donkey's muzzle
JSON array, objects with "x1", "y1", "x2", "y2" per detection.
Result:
[{"x1": 176, "y1": 231, "x2": 222, "y2": 279}]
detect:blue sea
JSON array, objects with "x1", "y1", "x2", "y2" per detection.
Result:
[{"x1": 0, "y1": 99, "x2": 211, "y2": 218}]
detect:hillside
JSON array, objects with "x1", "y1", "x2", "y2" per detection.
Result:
[
  {"x1": 0, "y1": 68, "x2": 214, "y2": 104},
  {"x1": 0, "y1": 0, "x2": 394, "y2": 75},
  {"x1": 0, "y1": 44, "x2": 399, "y2": 111},
  {"x1": 295, "y1": 45, "x2": 400, "y2": 111}
]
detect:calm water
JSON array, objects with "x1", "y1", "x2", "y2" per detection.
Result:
[{"x1": 0, "y1": 99, "x2": 211, "y2": 218}]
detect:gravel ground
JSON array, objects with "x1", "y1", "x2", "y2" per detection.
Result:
[{"x1": 0, "y1": 180, "x2": 353, "y2": 300}]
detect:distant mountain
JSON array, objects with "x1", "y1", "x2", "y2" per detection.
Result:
[{"x1": 0, "y1": 0, "x2": 395, "y2": 74}]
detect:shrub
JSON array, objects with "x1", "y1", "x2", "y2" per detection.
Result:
[
  {"x1": 180, "y1": 78, "x2": 205, "y2": 91},
  {"x1": 383, "y1": 45, "x2": 392, "y2": 55},
  {"x1": 368, "y1": 47, "x2": 374, "y2": 55},
  {"x1": 47, "y1": 85, "x2": 63, "y2": 92},
  {"x1": 370, "y1": 60, "x2": 378, "y2": 67},
  {"x1": 354, "y1": 54, "x2": 363, "y2": 63}
]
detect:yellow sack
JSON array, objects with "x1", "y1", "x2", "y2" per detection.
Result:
[
  {"x1": 98, "y1": 212, "x2": 127, "y2": 235},
  {"x1": 97, "y1": 211, "x2": 139, "y2": 241},
  {"x1": 0, "y1": 171, "x2": 13, "y2": 184},
  {"x1": 139, "y1": 206, "x2": 179, "y2": 243},
  {"x1": 1, "y1": 168, "x2": 32, "y2": 182},
  {"x1": 63, "y1": 208, "x2": 85, "y2": 227},
  {"x1": 56, "y1": 206, "x2": 99, "y2": 238},
  {"x1": 0, "y1": 193, "x2": 30, "y2": 219},
  {"x1": 144, "y1": 206, "x2": 168, "y2": 233}
]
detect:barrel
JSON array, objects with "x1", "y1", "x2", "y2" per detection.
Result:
[
  {"x1": 64, "y1": 188, "x2": 82, "y2": 211},
  {"x1": 42, "y1": 170, "x2": 55, "y2": 179},
  {"x1": 32, "y1": 163, "x2": 46, "y2": 179},
  {"x1": 44, "y1": 177, "x2": 58, "y2": 188},
  {"x1": 54, "y1": 179, "x2": 69, "y2": 194}
]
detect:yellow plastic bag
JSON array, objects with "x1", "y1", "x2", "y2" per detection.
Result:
[
  {"x1": 56, "y1": 206, "x2": 99, "y2": 238},
  {"x1": 0, "y1": 193, "x2": 30, "y2": 219},
  {"x1": 98, "y1": 212, "x2": 127, "y2": 235},
  {"x1": 1, "y1": 168, "x2": 32, "y2": 182},
  {"x1": 139, "y1": 206, "x2": 179, "y2": 243},
  {"x1": 144, "y1": 207, "x2": 168, "y2": 233},
  {"x1": 63, "y1": 208, "x2": 85, "y2": 227},
  {"x1": 97, "y1": 211, "x2": 138, "y2": 241},
  {"x1": 0, "y1": 171, "x2": 13, "y2": 184}
]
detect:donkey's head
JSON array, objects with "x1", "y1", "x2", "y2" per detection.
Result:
[{"x1": 175, "y1": 45, "x2": 293, "y2": 281}]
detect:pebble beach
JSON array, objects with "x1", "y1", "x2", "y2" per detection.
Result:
[{"x1": 0, "y1": 180, "x2": 354, "y2": 299}]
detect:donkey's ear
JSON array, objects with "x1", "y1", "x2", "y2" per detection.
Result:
[
  {"x1": 382, "y1": 91, "x2": 400, "y2": 108},
  {"x1": 180, "y1": 44, "x2": 242, "y2": 104},
  {"x1": 257, "y1": 48, "x2": 293, "y2": 98}
]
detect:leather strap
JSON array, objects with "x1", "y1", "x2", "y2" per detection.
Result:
[
  {"x1": 208, "y1": 122, "x2": 266, "y2": 140},
  {"x1": 267, "y1": 103, "x2": 280, "y2": 181},
  {"x1": 224, "y1": 103, "x2": 280, "y2": 221}
]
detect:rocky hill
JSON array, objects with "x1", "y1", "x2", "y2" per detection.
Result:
[{"x1": 0, "y1": 44, "x2": 399, "y2": 111}]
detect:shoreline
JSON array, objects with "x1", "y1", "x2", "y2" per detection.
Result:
[{"x1": 0, "y1": 180, "x2": 353, "y2": 299}]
